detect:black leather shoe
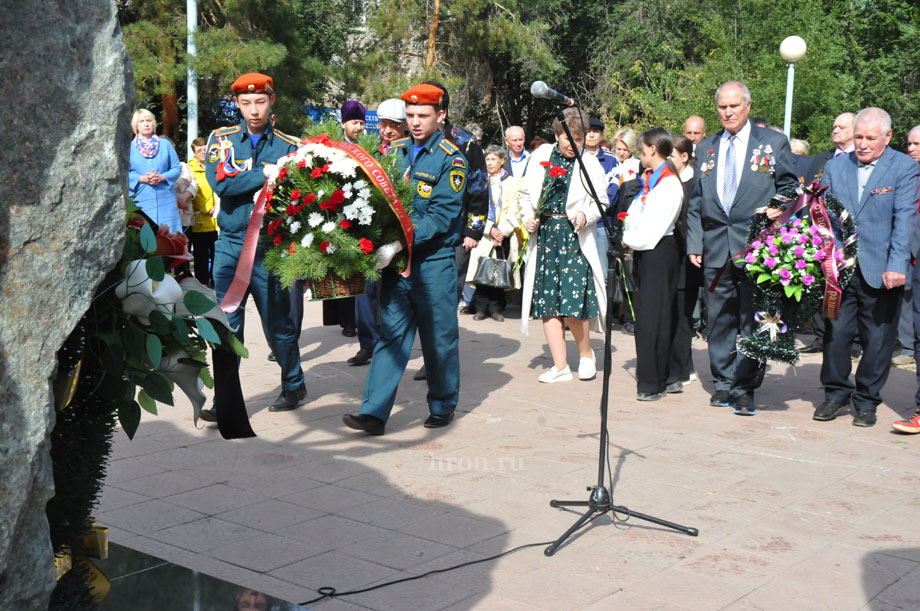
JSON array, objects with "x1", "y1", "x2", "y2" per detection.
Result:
[
  {"x1": 423, "y1": 412, "x2": 454, "y2": 428},
  {"x1": 199, "y1": 407, "x2": 217, "y2": 423},
  {"x1": 414, "y1": 366, "x2": 427, "y2": 381},
  {"x1": 473, "y1": 311, "x2": 487, "y2": 321},
  {"x1": 342, "y1": 326, "x2": 357, "y2": 337},
  {"x1": 665, "y1": 381, "x2": 684, "y2": 394},
  {"x1": 852, "y1": 409, "x2": 877, "y2": 427},
  {"x1": 268, "y1": 384, "x2": 307, "y2": 412},
  {"x1": 637, "y1": 391, "x2": 665, "y2": 401},
  {"x1": 798, "y1": 343, "x2": 822, "y2": 354},
  {"x1": 710, "y1": 390, "x2": 731, "y2": 407},
  {"x1": 622, "y1": 322, "x2": 635, "y2": 336},
  {"x1": 342, "y1": 413, "x2": 385, "y2": 435},
  {"x1": 347, "y1": 348, "x2": 373, "y2": 366},
  {"x1": 733, "y1": 394, "x2": 757, "y2": 416},
  {"x1": 267, "y1": 352, "x2": 277, "y2": 362},
  {"x1": 490, "y1": 312, "x2": 505, "y2": 322},
  {"x1": 813, "y1": 399, "x2": 848, "y2": 421},
  {"x1": 459, "y1": 305, "x2": 474, "y2": 315}
]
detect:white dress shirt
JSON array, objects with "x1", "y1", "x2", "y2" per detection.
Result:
[
  {"x1": 717, "y1": 120, "x2": 752, "y2": 205},
  {"x1": 622, "y1": 173, "x2": 684, "y2": 251}
]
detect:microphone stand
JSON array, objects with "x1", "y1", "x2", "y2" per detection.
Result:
[{"x1": 542, "y1": 104, "x2": 698, "y2": 556}]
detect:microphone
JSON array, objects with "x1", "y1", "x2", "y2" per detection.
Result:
[{"x1": 530, "y1": 81, "x2": 576, "y2": 107}]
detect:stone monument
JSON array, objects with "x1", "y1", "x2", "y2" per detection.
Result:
[{"x1": 0, "y1": 1, "x2": 133, "y2": 607}]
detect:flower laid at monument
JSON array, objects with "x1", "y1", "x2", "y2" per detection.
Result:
[
  {"x1": 733, "y1": 182, "x2": 858, "y2": 364},
  {"x1": 259, "y1": 129, "x2": 414, "y2": 299}
]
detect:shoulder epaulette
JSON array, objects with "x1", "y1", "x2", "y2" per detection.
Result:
[
  {"x1": 273, "y1": 129, "x2": 299, "y2": 146},
  {"x1": 213, "y1": 125, "x2": 241, "y2": 138},
  {"x1": 439, "y1": 139, "x2": 460, "y2": 155},
  {"x1": 390, "y1": 137, "x2": 410, "y2": 149}
]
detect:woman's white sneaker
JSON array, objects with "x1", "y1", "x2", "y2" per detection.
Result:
[
  {"x1": 578, "y1": 353, "x2": 597, "y2": 380},
  {"x1": 539, "y1": 366, "x2": 573, "y2": 383}
]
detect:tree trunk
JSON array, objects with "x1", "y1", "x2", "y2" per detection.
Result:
[
  {"x1": 161, "y1": 86, "x2": 180, "y2": 144},
  {"x1": 425, "y1": 0, "x2": 441, "y2": 67}
]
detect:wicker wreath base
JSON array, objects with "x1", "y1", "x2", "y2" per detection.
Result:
[{"x1": 310, "y1": 274, "x2": 366, "y2": 300}]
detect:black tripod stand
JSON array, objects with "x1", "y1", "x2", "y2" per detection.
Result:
[{"x1": 542, "y1": 105, "x2": 698, "y2": 556}]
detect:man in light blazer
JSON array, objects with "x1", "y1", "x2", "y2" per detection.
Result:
[
  {"x1": 814, "y1": 108, "x2": 919, "y2": 427},
  {"x1": 686, "y1": 81, "x2": 798, "y2": 416}
]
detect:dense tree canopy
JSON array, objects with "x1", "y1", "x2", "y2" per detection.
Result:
[{"x1": 119, "y1": 0, "x2": 920, "y2": 153}]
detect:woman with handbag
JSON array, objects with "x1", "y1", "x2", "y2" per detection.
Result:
[
  {"x1": 466, "y1": 145, "x2": 522, "y2": 321},
  {"x1": 519, "y1": 107, "x2": 609, "y2": 383},
  {"x1": 621, "y1": 128, "x2": 684, "y2": 400}
]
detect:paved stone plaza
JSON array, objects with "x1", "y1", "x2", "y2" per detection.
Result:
[{"x1": 97, "y1": 298, "x2": 920, "y2": 610}]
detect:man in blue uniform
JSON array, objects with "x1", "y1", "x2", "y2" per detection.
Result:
[
  {"x1": 201, "y1": 72, "x2": 306, "y2": 418},
  {"x1": 342, "y1": 84, "x2": 467, "y2": 435}
]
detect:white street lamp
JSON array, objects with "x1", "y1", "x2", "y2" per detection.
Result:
[{"x1": 780, "y1": 35, "x2": 807, "y2": 138}]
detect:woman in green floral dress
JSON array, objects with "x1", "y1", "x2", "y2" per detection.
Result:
[{"x1": 518, "y1": 107, "x2": 609, "y2": 383}]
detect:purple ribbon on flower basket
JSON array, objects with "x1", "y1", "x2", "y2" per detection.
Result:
[{"x1": 754, "y1": 310, "x2": 788, "y2": 343}]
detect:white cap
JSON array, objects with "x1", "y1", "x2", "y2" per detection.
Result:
[{"x1": 376, "y1": 98, "x2": 406, "y2": 122}]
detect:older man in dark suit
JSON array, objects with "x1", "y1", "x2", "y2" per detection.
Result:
[
  {"x1": 814, "y1": 109, "x2": 919, "y2": 427},
  {"x1": 687, "y1": 81, "x2": 798, "y2": 416}
]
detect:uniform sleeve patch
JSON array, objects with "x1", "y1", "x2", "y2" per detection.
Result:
[
  {"x1": 449, "y1": 169, "x2": 466, "y2": 193},
  {"x1": 451, "y1": 157, "x2": 467, "y2": 169},
  {"x1": 417, "y1": 181, "x2": 433, "y2": 198},
  {"x1": 207, "y1": 143, "x2": 221, "y2": 163},
  {"x1": 412, "y1": 170, "x2": 438, "y2": 182}
]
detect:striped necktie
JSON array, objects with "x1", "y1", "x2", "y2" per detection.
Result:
[{"x1": 723, "y1": 135, "x2": 738, "y2": 215}]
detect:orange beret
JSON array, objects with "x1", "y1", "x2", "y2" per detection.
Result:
[
  {"x1": 400, "y1": 84, "x2": 444, "y2": 106},
  {"x1": 231, "y1": 73, "x2": 274, "y2": 95}
]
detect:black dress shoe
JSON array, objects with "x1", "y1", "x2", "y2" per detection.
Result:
[
  {"x1": 710, "y1": 390, "x2": 731, "y2": 407},
  {"x1": 490, "y1": 312, "x2": 505, "y2": 322},
  {"x1": 414, "y1": 366, "x2": 427, "y2": 381},
  {"x1": 813, "y1": 399, "x2": 848, "y2": 421},
  {"x1": 342, "y1": 326, "x2": 357, "y2": 337},
  {"x1": 472, "y1": 311, "x2": 487, "y2": 321},
  {"x1": 459, "y1": 305, "x2": 474, "y2": 315},
  {"x1": 622, "y1": 322, "x2": 635, "y2": 336},
  {"x1": 347, "y1": 348, "x2": 373, "y2": 366},
  {"x1": 268, "y1": 384, "x2": 307, "y2": 412},
  {"x1": 637, "y1": 391, "x2": 665, "y2": 401},
  {"x1": 852, "y1": 408, "x2": 877, "y2": 427},
  {"x1": 342, "y1": 413, "x2": 385, "y2": 435},
  {"x1": 665, "y1": 381, "x2": 683, "y2": 394},
  {"x1": 423, "y1": 412, "x2": 454, "y2": 428},
  {"x1": 733, "y1": 393, "x2": 756, "y2": 416},
  {"x1": 267, "y1": 352, "x2": 277, "y2": 362},
  {"x1": 199, "y1": 407, "x2": 217, "y2": 423},
  {"x1": 798, "y1": 343, "x2": 822, "y2": 354}
]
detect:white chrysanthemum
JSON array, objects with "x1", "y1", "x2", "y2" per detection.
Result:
[
  {"x1": 300, "y1": 234, "x2": 314, "y2": 248},
  {"x1": 353, "y1": 179, "x2": 367, "y2": 190},
  {"x1": 308, "y1": 212, "x2": 324, "y2": 227},
  {"x1": 317, "y1": 190, "x2": 325, "y2": 199},
  {"x1": 358, "y1": 188, "x2": 372, "y2": 200},
  {"x1": 358, "y1": 211, "x2": 374, "y2": 226},
  {"x1": 342, "y1": 204, "x2": 359, "y2": 220},
  {"x1": 325, "y1": 243, "x2": 337, "y2": 254},
  {"x1": 328, "y1": 159, "x2": 359, "y2": 178},
  {"x1": 288, "y1": 220, "x2": 302, "y2": 233},
  {"x1": 321, "y1": 221, "x2": 337, "y2": 234}
]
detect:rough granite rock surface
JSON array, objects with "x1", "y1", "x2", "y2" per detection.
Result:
[{"x1": 0, "y1": 1, "x2": 134, "y2": 607}]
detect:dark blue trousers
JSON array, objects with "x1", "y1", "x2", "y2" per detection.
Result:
[
  {"x1": 821, "y1": 268, "x2": 901, "y2": 412},
  {"x1": 213, "y1": 239, "x2": 304, "y2": 391}
]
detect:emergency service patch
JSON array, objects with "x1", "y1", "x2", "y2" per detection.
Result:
[
  {"x1": 451, "y1": 157, "x2": 467, "y2": 169},
  {"x1": 417, "y1": 181, "x2": 433, "y2": 198},
  {"x1": 207, "y1": 144, "x2": 221, "y2": 163},
  {"x1": 449, "y1": 170, "x2": 465, "y2": 193}
]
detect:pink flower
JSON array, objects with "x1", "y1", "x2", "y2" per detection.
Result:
[
  {"x1": 798, "y1": 234, "x2": 809, "y2": 244},
  {"x1": 812, "y1": 236, "x2": 822, "y2": 247},
  {"x1": 803, "y1": 275, "x2": 816, "y2": 286},
  {"x1": 779, "y1": 267, "x2": 792, "y2": 280},
  {"x1": 745, "y1": 252, "x2": 757, "y2": 264},
  {"x1": 809, "y1": 225, "x2": 819, "y2": 235},
  {"x1": 768, "y1": 245, "x2": 779, "y2": 256},
  {"x1": 814, "y1": 249, "x2": 827, "y2": 261},
  {"x1": 765, "y1": 257, "x2": 777, "y2": 268},
  {"x1": 834, "y1": 250, "x2": 844, "y2": 262},
  {"x1": 795, "y1": 259, "x2": 808, "y2": 269},
  {"x1": 794, "y1": 245, "x2": 805, "y2": 257},
  {"x1": 751, "y1": 240, "x2": 763, "y2": 249}
]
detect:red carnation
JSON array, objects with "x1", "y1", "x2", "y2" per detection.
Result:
[
  {"x1": 289, "y1": 242, "x2": 297, "y2": 255},
  {"x1": 359, "y1": 238, "x2": 374, "y2": 254},
  {"x1": 290, "y1": 189, "x2": 302, "y2": 202},
  {"x1": 330, "y1": 189, "x2": 345, "y2": 205},
  {"x1": 540, "y1": 160, "x2": 552, "y2": 167},
  {"x1": 322, "y1": 163, "x2": 331, "y2": 172},
  {"x1": 267, "y1": 221, "x2": 275, "y2": 235},
  {"x1": 293, "y1": 204, "x2": 304, "y2": 214},
  {"x1": 277, "y1": 167, "x2": 289, "y2": 181},
  {"x1": 339, "y1": 219, "x2": 352, "y2": 229},
  {"x1": 319, "y1": 241, "x2": 331, "y2": 253},
  {"x1": 549, "y1": 166, "x2": 567, "y2": 178},
  {"x1": 304, "y1": 193, "x2": 316, "y2": 205},
  {"x1": 617, "y1": 212, "x2": 629, "y2": 221},
  {"x1": 297, "y1": 160, "x2": 307, "y2": 169},
  {"x1": 286, "y1": 204, "x2": 295, "y2": 216},
  {"x1": 274, "y1": 234, "x2": 283, "y2": 246},
  {"x1": 319, "y1": 200, "x2": 334, "y2": 211},
  {"x1": 311, "y1": 167, "x2": 324, "y2": 178}
]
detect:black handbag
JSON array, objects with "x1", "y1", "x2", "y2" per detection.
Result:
[{"x1": 473, "y1": 246, "x2": 514, "y2": 289}]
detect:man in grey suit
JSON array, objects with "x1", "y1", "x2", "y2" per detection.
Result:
[
  {"x1": 687, "y1": 81, "x2": 798, "y2": 416},
  {"x1": 814, "y1": 108, "x2": 919, "y2": 427}
]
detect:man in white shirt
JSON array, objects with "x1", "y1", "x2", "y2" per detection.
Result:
[
  {"x1": 683, "y1": 115, "x2": 706, "y2": 155},
  {"x1": 502, "y1": 125, "x2": 529, "y2": 177}
]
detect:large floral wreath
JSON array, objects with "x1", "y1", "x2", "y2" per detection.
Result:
[{"x1": 733, "y1": 182, "x2": 858, "y2": 364}]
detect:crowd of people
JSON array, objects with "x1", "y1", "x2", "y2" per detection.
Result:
[{"x1": 127, "y1": 73, "x2": 920, "y2": 436}]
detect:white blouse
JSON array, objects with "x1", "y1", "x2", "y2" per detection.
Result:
[{"x1": 622, "y1": 173, "x2": 683, "y2": 251}]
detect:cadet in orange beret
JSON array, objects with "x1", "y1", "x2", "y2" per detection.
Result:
[
  {"x1": 202, "y1": 73, "x2": 306, "y2": 419},
  {"x1": 342, "y1": 84, "x2": 468, "y2": 436}
]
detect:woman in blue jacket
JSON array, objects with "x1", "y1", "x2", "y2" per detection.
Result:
[{"x1": 129, "y1": 109, "x2": 182, "y2": 232}]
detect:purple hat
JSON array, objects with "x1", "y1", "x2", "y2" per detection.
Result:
[{"x1": 341, "y1": 100, "x2": 366, "y2": 123}]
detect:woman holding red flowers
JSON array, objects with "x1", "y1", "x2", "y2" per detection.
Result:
[
  {"x1": 519, "y1": 107, "x2": 609, "y2": 384},
  {"x1": 621, "y1": 128, "x2": 684, "y2": 400}
]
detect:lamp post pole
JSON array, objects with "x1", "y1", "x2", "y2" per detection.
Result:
[
  {"x1": 187, "y1": 0, "x2": 198, "y2": 158},
  {"x1": 780, "y1": 36, "x2": 807, "y2": 138}
]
